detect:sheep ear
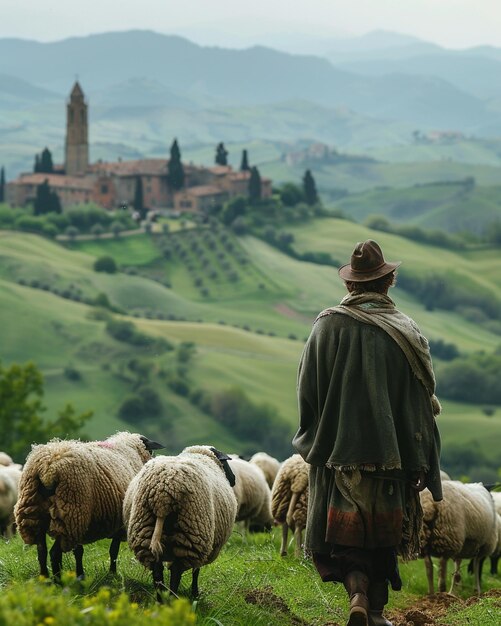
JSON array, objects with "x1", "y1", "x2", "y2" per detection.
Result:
[
  {"x1": 140, "y1": 436, "x2": 164, "y2": 451},
  {"x1": 210, "y1": 447, "x2": 236, "y2": 487}
]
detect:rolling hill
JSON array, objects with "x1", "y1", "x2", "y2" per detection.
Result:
[{"x1": 0, "y1": 223, "x2": 500, "y2": 468}]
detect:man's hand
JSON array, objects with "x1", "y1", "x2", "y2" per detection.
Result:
[{"x1": 410, "y1": 471, "x2": 426, "y2": 491}]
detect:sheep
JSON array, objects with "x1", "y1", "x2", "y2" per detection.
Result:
[
  {"x1": 227, "y1": 457, "x2": 273, "y2": 532},
  {"x1": 14, "y1": 432, "x2": 163, "y2": 579},
  {"x1": 249, "y1": 452, "x2": 281, "y2": 489},
  {"x1": 0, "y1": 452, "x2": 14, "y2": 466},
  {"x1": 271, "y1": 454, "x2": 309, "y2": 557},
  {"x1": 0, "y1": 464, "x2": 22, "y2": 538},
  {"x1": 440, "y1": 469, "x2": 451, "y2": 481},
  {"x1": 123, "y1": 446, "x2": 237, "y2": 600},
  {"x1": 490, "y1": 492, "x2": 501, "y2": 574},
  {"x1": 419, "y1": 480, "x2": 497, "y2": 595}
]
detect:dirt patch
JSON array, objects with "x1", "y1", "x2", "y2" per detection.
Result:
[
  {"x1": 274, "y1": 303, "x2": 313, "y2": 325},
  {"x1": 387, "y1": 592, "x2": 464, "y2": 626},
  {"x1": 245, "y1": 586, "x2": 309, "y2": 625}
]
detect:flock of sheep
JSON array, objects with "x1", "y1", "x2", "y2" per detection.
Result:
[{"x1": 0, "y1": 433, "x2": 499, "y2": 604}]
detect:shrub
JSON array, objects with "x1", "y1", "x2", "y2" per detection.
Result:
[
  {"x1": 94, "y1": 255, "x2": 117, "y2": 273},
  {"x1": 0, "y1": 578, "x2": 194, "y2": 625},
  {"x1": 65, "y1": 225, "x2": 80, "y2": 239},
  {"x1": 63, "y1": 366, "x2": 82, "y2": 381}
]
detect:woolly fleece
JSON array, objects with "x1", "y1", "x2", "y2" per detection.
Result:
[
  {"x1": 15, "y1": 432, "x2": 153, "y2": 551},
  {"x1": 249, "y1": 452, "x2": 281, "y2": 489},
  {"x1": 228, "y1": 458, "x2": 273, "y2": 527},
  {"x1": 124, "y1": 446, "x2": 237, "y2": 571}
]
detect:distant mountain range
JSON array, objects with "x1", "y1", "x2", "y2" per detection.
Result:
[
  {"x1": 1, "y1": 29, "x2": 501, "y2": 178},
  {"x1": 0, "y1": 30, "x2": 500, "y2": 131}
]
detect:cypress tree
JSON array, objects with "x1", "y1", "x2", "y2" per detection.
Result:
[
  {"x1": 215, "y1": 142, "x2": 229, "y2": 166},
  {"x1": 240, "y1": 149, "x2": 250, "y2": 171},
  {"x1": 40, "y1": 148, "x2": 54, "y2": 173},
  {"x1": 34, "y1": 154, "x2": 40, "y2": 173},
  {"x1": 34, "y1": 179, "x2": 52, "y2": 215},
  {"x1": 0, "y1": 167, "x2": 5, "y2": 203},
  {"x1": 50, "y1": 190, "x2": 62, "y2": 214},
  {"x1": 248, "y1": 166, "x2": 262, "y2": 203},
  {"x1": 303, "y1": 169, "x2": 319, "y2": 206},
  {"x1": 167, "y1": 139, "x2": 185, "y2": 191},
  {"x1": 134, "y1": 176, "x2": 144, "y2": 217}
]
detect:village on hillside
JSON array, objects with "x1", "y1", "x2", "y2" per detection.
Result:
[{"x1": 4, "y1": 82, "x2": 272, "y2": 215}]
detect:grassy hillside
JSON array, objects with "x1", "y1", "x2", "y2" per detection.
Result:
[
  {"x1": 0, "y1": 224, "x2": 500, "y2": 466},
  {"x1": 261, "y1": 156, "x2": 501, "y2": 198},
  {"x1": 327, "y1": 182, "x2": 501, "y2": 234}
]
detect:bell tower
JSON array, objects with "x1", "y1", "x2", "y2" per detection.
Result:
[{"x1": 65, "y1": 81, "x2": 89, "y2": 176}]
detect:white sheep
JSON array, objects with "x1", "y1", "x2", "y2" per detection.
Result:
[
  {"x1": 14, "y1": 432, "x2": 162, "y2": 579},
  {"x1": 440, "y1": 469, "x2": 451, "y2": 481},
  {"x1": 0, "y1": 464, "x2": 22, "y2": 538},
  {"x1": 228, "y1": 457, "x2": 273, "y2": 532},
  {"x1": 420, "y1": 480, "x2": 497, "y2": 595},
  {"x1": 123, "y1": 446, "x2": 237, "y2": 600},
  {"x1": 0, "y1": 452, "x2": 14, "y2": 466},
  {"x1": 490, "y1": 492, "x2": 501, "y2": 574},
  {"x1": 271, "y1": 454, "x2": 309, "y2": 557},
  {"x1": 249, "y1": 452, "x2": 281, "y2": 489}
]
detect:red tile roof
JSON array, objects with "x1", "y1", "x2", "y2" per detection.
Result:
[
  {"x1": 13, "y1": 173, "x2": 94, "y2": 190},
  {"x1": 183, "y1": 185, "x2": 226, "y2": 198}
]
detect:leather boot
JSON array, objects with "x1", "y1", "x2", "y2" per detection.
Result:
[
  {"x1": 343, "y1": 570, "x2": 370, "y2": 626},
  {"x1": 368, "y1": 580, "x2": 393, "y2": 626}
]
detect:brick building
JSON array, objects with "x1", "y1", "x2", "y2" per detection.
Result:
[{"x1": 5, "y1": 83, "x2": 271, "y2": 214}]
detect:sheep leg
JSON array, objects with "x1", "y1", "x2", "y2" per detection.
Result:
[
  {"x1": 73, "y1": 544, "x2": 84, "y2": 579},
  {"x1": 490, "y1": 555, "x2": 499, "y2": 575},
  {"x1": 37, "y1": 535, "x2": 49, "y2": 577},
  {"x1": 294, "y1": 527, "x2": 302, "y2": 558},
  {"x1": 424, "y1": 555, "x2": 434, "y2": 595},
  {"x1": 280, "y1": 523, "x2": 288, "y2": 556},
  {"x1": 449, "y1": 558, "x2": 462, "y2": 594},
  {"x1": 49, "y1": 538, "x2": 63, "y2": 581},
  {"x1": 438, "y1": 557, "x2": 447, "y2": 593},
  {"x1": 151, "y1": 560, "x2": 166, "y2": 603},
  {"x1": 169, "y1": 561, "x2": 183, "y2": 596},
  {"x1": 473, "y1": 558, "x2": 482, "y2": 596},
  {"x1": 285, "y1": 492, "x2": 299, "y2": 527},
  {"x1": 109, "y1": 535, "x2": 121, "y2": 574},
  {"x1": 191, "y1": 567, "x2": 200, "y2": 598}
]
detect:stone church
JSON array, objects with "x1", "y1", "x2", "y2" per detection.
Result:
[{"x1": 6, "y1": 82, "x2": 271, "y2": 212}]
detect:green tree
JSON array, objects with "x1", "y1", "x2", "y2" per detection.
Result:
[
  {"x1": 94, "y1": 255, "x2": 117, "y2": 273},
  {"x1": 34, "y1": 154, "x2": 40, "y2": 173},
  {"x1": 240, "y1": 149, "x2": 250, "y2": 171},
  {"x1": 134, "y1": 176, "x2": 144, "y2": 217},
  {"x1": 303, "y1": 169, "x2": 319, "y2": 205},
  {"x1": 215, "y1": 142, "x2": 228, "y2": 166},
  {"x1": 167, "y1": 139, "x2": 185, "y2": 191},
  {"x1": 33, "y1": 179, "x2": 61, "y2": 215},
  {"x1": 248, "y1": 166, "x2": 262, "y2": 203},
  {"x1": 0, "y1": 361, "x2": 92, "y2": 460},
  {"x1": 0, "y1": 166, "x2": 5, "y2": 202},
  {"x1": 280, "y1": 182, "x2": 304, "y2": 207},
  {"x1": 33, "y1": 179, "x2": 51, "y2": 215},
  {"x1": 39, "y1": 147, "x2": 54, "y2": 173}
]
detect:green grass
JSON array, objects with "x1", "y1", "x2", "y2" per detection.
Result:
[
  {"x1": 0, "y1": 532, "x2": 499, "y2": 625},
  {"x1": 328, "y1": 183, "x2": 501, "y2": 234}
]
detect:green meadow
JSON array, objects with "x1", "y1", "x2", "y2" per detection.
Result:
[
  {"x1": 1, "y1": 221, "x2": 500, "y2": 466},
  {"x1": 0, "y1": 532, "x2": 499, "y2": 625}
]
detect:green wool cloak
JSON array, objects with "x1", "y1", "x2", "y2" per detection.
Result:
[{"x1": 293, "y1": 300, "x2": 442, "y2": 503}]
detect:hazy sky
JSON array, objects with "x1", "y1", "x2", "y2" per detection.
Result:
[{"x1": 2, "y1": 0, "x2": 501, "y2": 49}]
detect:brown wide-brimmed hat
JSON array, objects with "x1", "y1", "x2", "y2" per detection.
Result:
[{"x1": 338, "y1": 239, "x2": 401, "y2": 282}]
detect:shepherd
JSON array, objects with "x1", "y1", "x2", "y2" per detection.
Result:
[{"x1": 293, "y1": 240, "x2": 442, "y2": 626}]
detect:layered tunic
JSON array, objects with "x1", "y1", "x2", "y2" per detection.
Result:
[{"x1": 293, "y1": 293, "x2": 442, "y2": 568}]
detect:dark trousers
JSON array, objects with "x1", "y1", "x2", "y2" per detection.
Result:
[{"x1": 312, "y1": 545, "x2": 402, "y2": 591}]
